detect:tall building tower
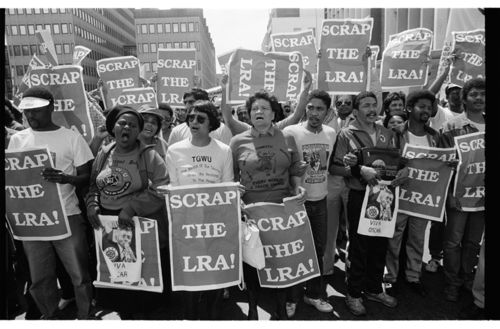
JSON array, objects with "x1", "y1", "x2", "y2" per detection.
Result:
[
  {"x1": 134, "y1": 8, "x2": 216, "y2": 89},
  {"x1": 5, "y1": 8, "x2": 136, "y2": 92}
]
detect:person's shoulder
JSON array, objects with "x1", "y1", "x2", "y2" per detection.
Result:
[
  {"x1": 322, "y1": 124, "x2": 336, "y2": 134},
  {"x1": 168, "y1": 138, "x2": 189, "y2": 150},
  {"x1": 213, "y1": 138, "x2": 232, "y2": 152}
]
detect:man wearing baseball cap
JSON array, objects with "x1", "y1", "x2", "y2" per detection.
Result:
[{"x1": 8, "y1": 86, "x2": 95, "y2": 319}]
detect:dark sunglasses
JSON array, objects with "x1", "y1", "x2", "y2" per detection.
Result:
[
  {"x1": 187, "y1": 114, "x2": 207, "y2": 124},
  {"x1": 336, "y1": 100, "x2": 352, "y2": 107}
]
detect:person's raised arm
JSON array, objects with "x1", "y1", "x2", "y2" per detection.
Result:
[
  {"x1": 276, "y1": 70, "x2": 312, "y2": 129},
  {"x1": 220, "y1": 74, "x2": 250, "y2": 135},
  {"x1": 428, "y1": 55, "x2": 456, "y2": 94}
]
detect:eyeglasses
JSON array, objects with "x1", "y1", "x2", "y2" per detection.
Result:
[
  {"x1": 187, "y1": 114, "x2": 207, "y2": 124},
  {"x1": 336, "y1": 100, "x2": 352, "y2": 107}
]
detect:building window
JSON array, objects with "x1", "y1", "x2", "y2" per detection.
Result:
[
  {"x1": 60, "y1": 8, "x2": 66, "y2": 13},
  {"x1": 188, "y1": 22, "x2": 194, "y2": 32},
  {"x1": 137, "y1": 25, "x2": 141, "y2": 35},
  {"x1": 51, "y1": 8, "x2": 58, "y2": 14},
  {"x1": 174, "y1": 42, "x2": 180, "y2": 48},
  {"x1": 182, "y1": 42, "x2": 188, "y2": 48},
  {"x1": 196, "y1": 41, "x2": 200, "y2": 51},
  {"x1": 43, "y1": 8, "x2": 50, "y2": 14},
  {"x1": 13, "y1": 46, "x2": 21, "y2": 56},
  {"x1": 36, "y1": 24, "x2": 43, "y2": 32},
  {"x1": 166, "y1": 42, "x2": 172, "y2": 49},
  {"x1": 141, "y1": 24, "x2": 147, "y2": 34},
  {"x1": 34, "y1": 8, "x2": 41, "y2": 14},
  {"x1": 64, "y1": 44, "x2": 70, "y2": 54},
  {"x1": 19, "y1": 25, "x2": 27, "y2": 35},
  {"x1": 149, "y1": 24, "x2": 155, "y2": 34},
  {"x1": 8, "y1": 9, "x2": 16, "y2": 15},
  {"x1": 165, "y1": 23, "x2": 171, "y2": 33},
  {"x1": 8, "y1": 46, "x2": 13, "y2": 56},
  {"x1": 22, "y1": 45, "x2": 30, "y2": 56},
  {"x1": 30, "y1": 44, "x2": 38, "y2": 55},
  {"x1": 189, "y1": 41, "x2": 195, "y2": 49},
  {"x1": 197, "y1": 60, "x2": 201, "y2": 71},
  {"x1": 144, "y1": 63, "x2": 151, "y2": 72},
  {"x1": 62, "y1": 24, "x2": 68, "y2": 34},
  {"x1": 55, "y1": 44, "x2": 62, "y2": 54},
  {"x1": 16, "y1": 65, "x2": 24, "y2": 77},
  {"x1": 53, "y1": 24, "x2": 60, "y2": 34},
  {"x1": 181, "y1": 23, "x2": 187, "y2": 33},
  {"x1": 151, "y1": 43, "x2": 157, "y2": 53},
  {"x1": 44, "y1": 24, "x2": 51, "y2": 33},
  {"x1": 143, "y1": 43, "x2": 149, "y2": 53},
  {"x1": 11, "y1": 25, "x2": 18, "y2": 36},
  {"x1": 158, "y1": 43, "x2": 165, "y2": 49},
  {"x1": 38, "y1": 45, "x2": 44, "y2": 53},
  {"x1": 28, "y1": 25, "x2": 35, "y2": 35},
  {"x1": 152, "y1": 63, "x2": 157, "y2": 72},
  {"x1": 157, "y1": 23, "x2": 163, "y2": 34},
  {"x1": 195, "y1": 22, "x2": 199, "y2": 32},
  {"x1": 26, "y1": 8, "x2": 32, "y2": 15},
  {"x1": 69, "y1": 23, "x2": 72, "y2": 33},
  {"x1": 173, "y1": 23, "x2": 179, "y2": 33},
  {"x1": 18, "y1": 8, "x2": 25, "y2": 14}
]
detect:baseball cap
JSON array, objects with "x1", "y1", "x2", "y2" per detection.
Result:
[
  {"x1": 445, "y1": 83, "x2": 462, "y2": 97},
  {"x1": 18, "y1": 86, "x2": 54, "y2": 111}
]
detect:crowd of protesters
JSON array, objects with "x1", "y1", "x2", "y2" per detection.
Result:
[{"x1": 4, "y1": 50, "x2": 485, "y2": 321}]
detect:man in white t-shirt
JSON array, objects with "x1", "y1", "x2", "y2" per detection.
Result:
[
  {"x1": 283, "y1": 90, "x2": 337, "y2": 316},
  {"x1": 8, "y1": 86, "x2": 95, "y2": 319}
]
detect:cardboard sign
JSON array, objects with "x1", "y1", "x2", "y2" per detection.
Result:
[
  {"x1": 318, "y1": 18, "x2": 373, "y2": 94},
  {"x1": 244, "y1": 196, "x2": 320, "y2": 288},
  {"x1": 358, "y1": 180, "x2": 399, "y2": 238},
  {"x1": 35, "y1": 29, "x2": 58, "y2": 66},
  {"x1": 380, "y1": 28, "x2": 433, "y2": 89},
  {"x1": 96, "y1": 56, "x2": 141, "y2": 109},
  {"x1": 164, "y1": 183, "x2": 242, "y2": 291},
  {"x1": 72, "y1": 45, "x2": 91, "y2": 66},
  {"x1": 112, "y1": 87, "x2": 158, "y2": 110},
  {"x1": 449, "y1": 29, "x2": 485, "y2": 86},
  {"x1": 453, "y1": 132, "x2": 485, "y2": 211},
  {"x1": 5, "y1": 147, "x2": 71, "y2": 241},
  {"x1": 94, "y1": 216, "x2": 163, "y2": 293},
  {"x1": 399, "y1": 145, "x2": 456, "y2": 221},
  {"x1": 27, "y1": 65, "x2": 95, "y2": 143},
  {"x1": 271, "y1": 29, "x2": 317, "y2": 73},
  {"x1": 368, "y1": 45, "x2": 383, "y2": 113},
  {"x1": 156, "y1": 49, "x2": 197, "y2": 108},
  {"x1": 227, "y1": 48, "x2": 304, "y2": 104}
]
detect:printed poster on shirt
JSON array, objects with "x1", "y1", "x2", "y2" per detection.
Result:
[
  {"x1": 380, "y1": 28, "x2": 433, "y2": 89},
  {"x1": 113, "y1": 87, "x2": 158, "y2": 110},
  {"x1": 271, "y1": 29, "x2": 317, "y2": 74},
  {"x1": 94, "y1": 215, "x2": 163, "y2": 293},
  {"x1": 358, "y1": 181, "x2": 399, "y2": 238},
  {"x1": 449, "y1": 29, "x2": 485, "y2": 87},
  {"x1": 302, "y1": 143, "x2": 330, "y2": 184},
  {"x1": 244, "y1": 196, "x2": 320, "y2": 288},
  {"x1": 27, "y1": 65, "x2": 95, "y2": 143},
  {"x1": 453, "y1": 132, "x2": 485, "y2": 211},
  {"x1": 96, "y1": 56, "x2": 141, "y2": 109},
  {"x1": 227, "y1": 48, "x2": 304, "y2": 104},
  {"x1": 157, "y1": 49, "x2": 197, "y2": 108},
  {"x1": 318, "y1": 18, "x2": 373, "y2": 94},
  {"x1": 5, "y1": 147, "x2": 71, "y2": 241},
  {"x1": 164, "y1": 183, "x2": 242, "y2": 291},
  {"x1": 399, "y1": 145, "x2": 456, "y2": 222}
]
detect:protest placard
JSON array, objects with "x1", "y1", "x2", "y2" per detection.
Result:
[
  {"x1": 227, "y1": 48, "x2": 304, "y2": 104},
  {"x1": 35, "y1": 29, "x2": 58, "y2": 66},
  {"x1": 318, "y1": 18, "x2": 373, "y2": 94},
  {"x1": 368, "y1": 45, "x2": 383, "y2": 113},
  {"x1": 271, "y1": 29, "x2": 317, "y2": 74},
  {"x1": 13, "y1": 55, "x2": 46, "y2": 107},
  {"x1": 72, "y1": 45, "x2": 91, "y2": 66},
  {"x1": 164, "y1": 183, "x2": 241, "y2": 291},
  {"x1": 453, "y1": 132, "x2": 485, "y2": 211},
  {"x1": 449, "y1": 29, "x2": 485, "y2": 86},
  {"x1": 244, "y1": 196, "x2": 320, "y2": 288},
  {"x1": 5, "y1": 147, "x2": 71, "y2": 241},
  {"x1": 94, "y1": 216, "x2": 163, "y2": 293},
  {"x1": 96, "y1": 56, "x2": 141, "y2": 109},
  {"x1": 26, "y1": 65, "x2": 94, "y2": 143},
  {"x1": 358, "y1": 181, "x2": 399, "y2": 238},
  {"x1": 218, "y1": 49, "x2": 238, "y2": 75},
  {"x1": 380, "y1": 28, "x2": 433, "y2": 89},
  {"x1": 111, "y1": 87, "x2": 158, "y2": 110},
  {"x1": 156, "y1": 49, "x2": 197, "y2": 108},
  {"x1": 399, "y1": 145, "x2": 456, "y2": 221},
  {"x1": 359, "y1": 147, "x2": 401, "y2": 180}
]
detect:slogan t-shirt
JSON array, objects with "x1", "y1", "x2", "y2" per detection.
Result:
[
  {"x1": 408, "y1": 131, "x2": 430, "y2": 147},
  {"x1": 167, "y1": 122, "x2": 233, "y2": 146},
  {"x1": 96, "y1": 148, "x2": 143, "y2": 210},
  {"x1": 283, "y1": 123, "x2": 337, "y2": 201},
  {"x1": 165, "y1": 138, "x2": 234, "y2": 186}
]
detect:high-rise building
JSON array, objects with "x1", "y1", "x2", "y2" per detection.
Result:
[
  {"x1": 134, "y1": 8, "x2": 216, "y2": 89},
  {"x1": 5, "y1": 8, "x2": 136, "y2": 92}
]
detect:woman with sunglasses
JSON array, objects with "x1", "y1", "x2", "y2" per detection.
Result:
[
  {"x1": 230, "y1": 90, "x2": 307, "y2": 320},
  {"x1": 164, "y1": 100, "x2": 234, "y2": 319}
]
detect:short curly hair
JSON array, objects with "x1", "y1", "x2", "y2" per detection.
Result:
[
  {"x1": 382, "y1": 91, "x2": 406, "y2": 115},
  {"x1": 189, "y1": 100, "x2": 221, "y2": 132},
  {"x1": 462, "y1": 78, "x2": 485, "y2": 102},
  {"x1": 245, "y1": 90, "x2": 281, "y2": 117}
]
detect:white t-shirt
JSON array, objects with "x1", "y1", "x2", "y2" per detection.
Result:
[
  {"x1": 408, "y1": 131, "x2": 430, "y2": 147},
  {"x1": 429, "y1": 105, "x2": 455, "y2": 130},
  {"x1": 283, "y1": 123, "x2": 336, "y2": 201},
  {"x1": 8, "y1": 127, "x2": 94, "y2": 215},
  {"x1": 165, "y1": 138, "x2": 234, "y2": 186},
  {"x1": 167, "y1": 122, "x2": 233, "y2": 146}
]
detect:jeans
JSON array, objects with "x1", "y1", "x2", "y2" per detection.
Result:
[
  {"x1": 385, "y1": 213, "x2": 428, "y2": 283},
  {"x1": 428, "y1": 218, "x2": 445, "y2": 260},
  {"x1": 443, "y1": 208, "x2": 484, "y2": 288},
  {"x1": 22, "y1": 214, "x2": 92, "y2": 319},
  {"x1": 472, "y1": 238, "x2": 485, "y2": 308},
  {"x1": 346, "y1": 189, "x2": 388, "y2": 298},
  {"x1": 304, "y1": 197, "x2": 328, "y2": 299},
  {"x1": 323, "y1": 175, "x2": 349, "y2": 275}
]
